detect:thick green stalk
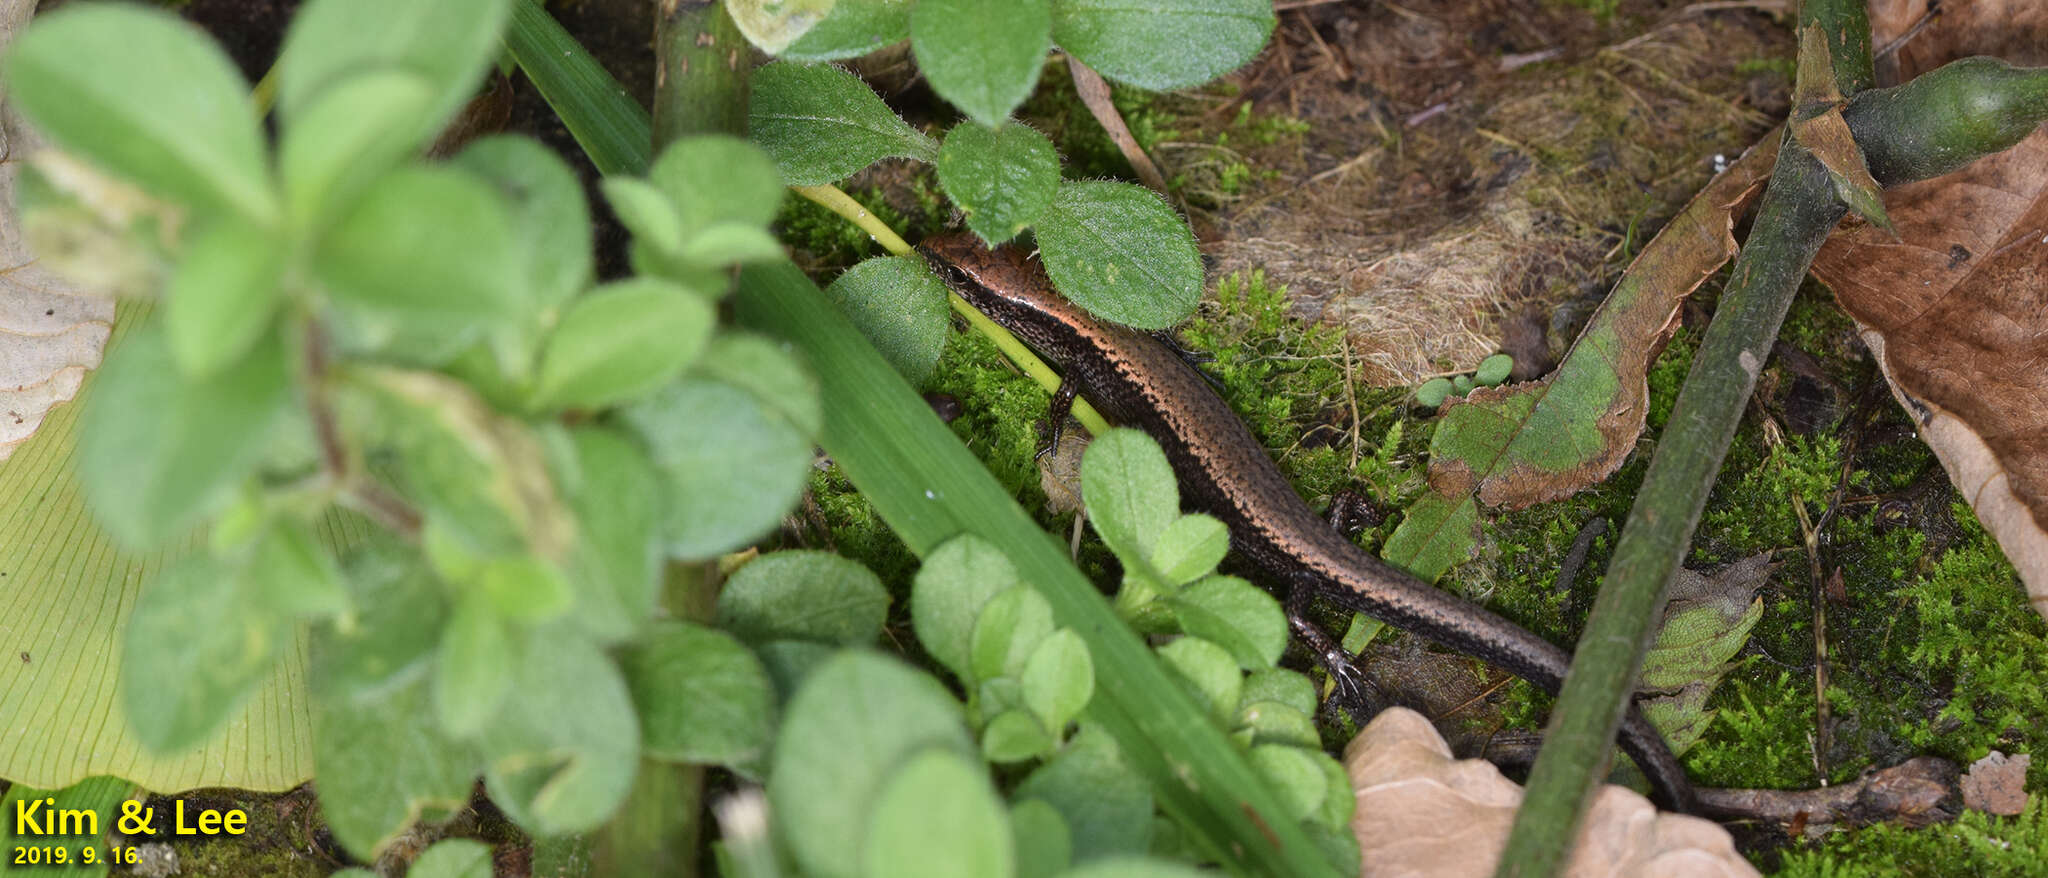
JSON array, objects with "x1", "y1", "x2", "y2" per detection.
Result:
[
  {"x1": 732, "y1": 261, "x2": 1342, "y2": 878},
  {"x1": 1492, "y1": 2, "x2": 1868, "y2": 875},
  {"x1": 654, "y1": 0, "x2": 749, "y2": 141}
]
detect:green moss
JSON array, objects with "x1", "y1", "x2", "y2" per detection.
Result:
[{"x1": 1773, "y1": 798, "x2": 2048, "y2": 877}]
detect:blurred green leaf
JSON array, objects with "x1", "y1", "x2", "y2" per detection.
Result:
[
  {"x1": 558, "y1": 427, "x2": 664, "y2": 643},
  {"x1": 479, "y1": 634, "x2": 640, "y2": 835},
  {"x1": 913, "y1": 534, "x2": 1025, "y2": 682},
  {"x1": 1010, "y1": 798, "x2": 1074, "y2": 878},
  {"x1": 1154, "y1": 637, "x2": 1239, "y2": 723},
  {"x1": 1240, "y1": 667, "x2": 1316, "y2": 718},
  {"x1": 983, "y1": 709, "x2": 1057, "y2": 763},
  {"x1": 1078, "y1": 429, "x2": 1179, "y2": 568},
  {"x1": 1147, "y1": 514, "x2": 1228, "y2": 585},
  {"x1": 826, "y1": 255, "x2": 952, "y2": 384},
  {"x1": 623, "y1": 381, "x2": 814, "y2": 560},
  {"x1": 1168, "y1": 575, "x2": 1284, "y2": 669},
  {"x1": 433, "y1": 593, "x2": 516, "y2": 738},
  {"x1": 749, "y1": 62, "x2": 939, "y2": 185},
  {"x1": 1236, "y1": 700, "x2": 1318, "y2": 749},
  {"x1": 716, "y1": 550, "x2": 891, "y2": 646},
  {"x1": 408, "y1": 839, "x2": 494, "y2": 878},
  {"x1": 248, "y1": 520, "x2": 352, "y2": 620},
  {"x1": 122, "y1": 554, "x2": 287, "y2": 753},
  {"x1": 1014, "y1": 725, "x2": 1152, "y2": 862},
  {"x1": 1021, "y1": 629, "x2": 1094, "y2": 732},
  {"x1": 453, "y1": 135, "x2": 594, "y2": 313},
  {"x1": 864, "y1": 748, "x2": 1017, "y2": 878},
  {"x1": 1036, "y1": 181, "x2": 1201, "y2": 330},
  {"x1": 1051, "y1": 0, "x2": 1274, "y2": 91},
  {"x1": 5, "y1": 4, "x2": 276, "y2": 220},
  {"x1": 532, "y1": 278, "x2": 714, "y2": 411},
  {"x1": 971, "y1": 585, "x2": 1056, "y2": 681},
  {"x1": 312, "y1": 646, "x2": 475, "y2": 859},
  {"x1": 279, "y1": 70, "x2": 435, "y2": 227},
  {"x1": 937, "y1": 122, "x2": 1060, "y2": 246},
  {"x1": 1474, "y1": 353, "x2": 1514, "y2": 386},
  {"x1": 1247, "y1": 744, "x2": 1325, "y2": 822},
  {"x1": 80, "y1": 327, "x2": 293, "y2": 549},
  {"x1": 769, "y1": 651, "x2": 978, "y2": 878},
  {"x1": 622, "y1": 621, "x2": 777, "y2": 772},
  {"x1": 276, "y1": 0, "x2": 511, "y2": 144},
  {"x1": 163, "y1": 215, "x2": 284, "y2": 379},
  {"x1": 691, "y1": 332, "x2": 826, "y2": 436},
  {"x1": 912, "y1": 0, "x2": 1051, "y2": 127}
]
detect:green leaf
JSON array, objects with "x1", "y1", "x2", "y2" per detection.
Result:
[
  {"x1": 769, "y1": 651, "x2": 977, "y2": 878},
  {"x1": 164, "y1": 215, "x2": 284, "y2": 379},
  {"x1": 503, "y1": 0, "x2": 652, "y2": 176},
  {"x1": 1414, "y1": 376, "x2": 1454, "y2": 408},
  {"x1": 312, "y1": 663, "x2": 475, "y2": 859},
  {"x1": 248, "y1": 520, "x2": 352, "y2": 620},
  {"x1": 1475, "y1": 353, "x2": 1514, "y2": 386},
  {"x1": 779, "y1": 0, "x2": 913, "y2": 61},
  {"x1": 982, "y1": 709, "x2": 1057, "y2": 763},
  {"x1": 276, "y1": 0, "x2": 512, "y2": 142},
  {"x1": 680, "y1": 222, "x2": 788, "y2": 265},
  {"x1": 1009, "y1": 798, "x2": 1074, "y2": 878},
  {"x1": 315, "y1": 166, "x2": 525, "y2": 353},
  {"x1": 1148, "y1": 514, "x2": 1228, "y2": 585},
  {"x1": 1035, "y1": 181, "x2": 1202, "y2": 330},
  {"x1": 1079, "y1": 429, "x2": 1180, "y2": 565},
  {"x1": 80, "y1": 327, "x2": 293, "y2": 549},
  {"x1": 322, "y1": 545, "x2": 451, "y2": 699},
  {"x1": 1247, "y1": 744, "x2": 1326, "y2": 822},
  {"x1": 1020, "y1": 629, "x2": 1094, "y2": 731},
  {"x1": 726, "y1": 0, "x2": 835, "y2": 54},
  {"x1": 864, "y1": 748, "x2": 1017, "y2": 878},
  {"x1": 1168, "y1": 575, "x2": 1285, "y2": 669},
  {"x1": 5, "y1": 4, "x2": 276, "y2": 220},
  {"x1": 912, "y1": 0, "x2": 1051, "y2": 127},
  {"x1": 1154, "y1": 637, "x2": 1240, "y2": 722},
  {"x1": 1236, "y1": 700, "x2": 1319, "y2": 748},
  {"x1": 646, "y1": 135, "x2": 788, "y2": 249},
  {"x1": 480, "y1": 634, "x2": 641, "y2": 836},
  {"x1": 121, "y1": 554, "x2": 285, "y2": 753},
  {"x1": 623, "y1": 380, "x2": 814, "y2": 561},
  {"x1": 0, "y1": 777, "x2": 129, "y2": 874},
  {"x1": 474, "y1": 555, "x2": 574, "y2": 622},
  {"x1": 1059, "y1": 858, "x2": 1210, "y2": 878},
  {"x1": 531, "y1": 279, "x2": 714, "y2": 411},
  {"x1": 970, "y1": 585, "x2": 1055, "y2": 681},
  {"x1": 558, "y1": 427, "x2": 663, "y2": 643},
  {"x1": 749, "y1": 62, "x2": 939, "y2": 186},
  {"x1": 601, "y1": 176, "x2": 686, "y2": 253},
  {"x1": 1014, "y1": 726, "x2": 1153, "y2": 862},
  {"x1": 716, "y1": 550, "x2": 892, "y2": 646},
  {"x1": 936, "y1": 122, "x2": 1060, "y2": 245},
  {"x1": 279, "y1": 70, "x2": 437, "y2": 227},
  {"x1": 755, "y1": 638, "x2": 840, "y2": 699},
  {"x1": 453, "y1": 135, "x2": 594, "y2": 312},
  {"x1": 1240, "y1": 667, "x2": 1316, "y2": 718},
  {"x1": 1381, "y1": 491, "x2": 1480, "y2": 582},
  {"x1": 434, "y1": 594, "x2": 516, "y2": 738},
  {"x1": 825, "y1": 255, "x2": 952, "y2": 384},
  {"x1": 693, "y1": 332, "x2": 827, "y2": 437},
  {"x1": 1051, "y1": 0, "x2": 1274, "y2": 91},
  {"x1": 912, "y1": 534, "x2": 1024, "y2": 682},
  {"x1": 622, "y1": 621, "x2": 777, "y2": 772},
  {"x1": 409, "y1": 839, "x2": 495, "y2": 878},
  {"x1": 1315, "y1": 750, "x2": 1355, "y2": 828}
]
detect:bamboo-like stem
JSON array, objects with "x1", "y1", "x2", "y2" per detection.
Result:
[
  {"x1": 653, "y1": 0, "x2": 748, "y2": 142},
  {"x1": 1492, "y1": 2, "x2": 1870, "y2": 874}
]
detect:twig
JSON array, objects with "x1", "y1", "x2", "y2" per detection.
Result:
[{"x1": 1065, "y1": 55, "x2": 1172, "y2": 196}]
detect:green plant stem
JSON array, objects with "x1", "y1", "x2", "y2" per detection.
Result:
[
  {"x1": 654, "y1": 0, "x2": 748, "y2": 141},
  {"x1": 504, "y1": 0, "x2": 653, "y2": 175},
  {"x1": 732, "y1": 260, "x2": 1341, "y2": 878},
  {"x1": 1493, "y1": 3, "x2": 1868, "y2": 875}
]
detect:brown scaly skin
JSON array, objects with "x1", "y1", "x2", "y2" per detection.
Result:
[{"x1": 921, "y1": 233, "x2": 1698, "y2": 814}]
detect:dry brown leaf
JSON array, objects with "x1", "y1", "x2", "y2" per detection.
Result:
[
  {"x1": 1810, "y1": 10, "x2": 2048, "y2": 621},
  {"x1": 1960, "y1": 751, "x2": 2032, "y2": 816},
  {"x1": 1345, "y1": 708, "x2": 1758, "y2": 878}
]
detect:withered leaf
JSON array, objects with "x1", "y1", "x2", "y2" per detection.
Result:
[
  {"x1": 1412, "y1": 135, "x2": 1778, "y2": 522},
  {"x1": 1809, "y1": 130, "x2": 2048, "y2": 621},
  {"x1": 1344, "y1": 707, "x2": 1761, "y2": 878},
  {"x1": 1960, "y1": 751, "x2": 2031, "y2": 816}
]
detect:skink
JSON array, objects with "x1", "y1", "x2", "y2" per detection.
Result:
[{"x1": 920, "y1": 233, "x2": 1698, "y2": 814}]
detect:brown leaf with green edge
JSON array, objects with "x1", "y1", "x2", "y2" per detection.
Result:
[
  {"x1": 1810, "y1": 129, "x2": 2048, "y2": 622},
  {"x1": 1414, "y1": 134, "x2": 1779, "y2": 522}
]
